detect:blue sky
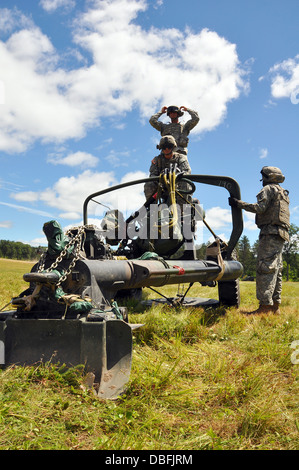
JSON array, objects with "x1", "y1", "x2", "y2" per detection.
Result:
[{"x1": 0, "y1": 0, "x2": 298, "y2": 248}]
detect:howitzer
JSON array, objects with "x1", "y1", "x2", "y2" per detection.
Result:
[{"x1": 0, "y1": 174, "x2": 243, "y2": 399}]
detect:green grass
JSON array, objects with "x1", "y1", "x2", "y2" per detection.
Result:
[
  {"x1": 0, "y1": 259, "x2": 298, "y2": 450},
  {"x1": 0, "y1": 258, "x2": 35, "y2": 309}
]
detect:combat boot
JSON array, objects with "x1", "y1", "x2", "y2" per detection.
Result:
[
  {"x1": 248, "y1": 304, "x2": 274, "y2": 315},
  {"x1": 273, "y1": 302, "x2": 281, "y2": 314}
]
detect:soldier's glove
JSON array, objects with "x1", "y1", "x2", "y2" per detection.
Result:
[{"x1": 228, "y1": 197, "x2": 239, "y2": 207}]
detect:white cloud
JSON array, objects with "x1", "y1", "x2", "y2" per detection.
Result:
[
  {"x1": 0, "y1": 180, "x2": 25, "y2": 192},
  {"x1": 259, "y1": 148, "x2": 268, "y2": 159},
  {"x1": 204, "y1": 206, "x2": 232, "y2": 230},
  {"x1": 0, "y1": 201, "x2": 54, "y2": 217},
  {"x1": 0, "y1": 0, "x2": 248, "y2": 153},
  {"x1": 0, "y1": 7, "x2": 33, "y2": 35},
  {"x1": 243, "y1": 212, "x2": 258, "y2": 231},
  {"x1": 0, "y1": 80, "x2": 5, "y2": 104},
  {"x1": 10, "y1": 169, "x2": 148, "y2": 222},
  {"x1": 11, "y1": 191, "x2": 38, "y2": 202},
  {"x1": 104, "y1": 150, "x2": 130, "y2": 167},
  {"x1": 30, "y1": 236, "x2": 47, "y2": 247},
  {"x1": 0, "y1": 220, "x2": 13, "y2": 229},
  {"x1": 268, "y1": 54, "x2": 299, "y2": 101},
  {"x1": 47, "y1": 151, "x2": 99, "y2": 168},
  {"x1": 39, "y1": 0, "x2": 75, "y2": 13},
  {"x1": 38, "y1": 170, "x2": 117, "y2": 213},
  {"x1": 206, "y1": 233, "x2": 229, "y2": 244},
  {"x1": 291, "y1": 89, "x2": 299, "y2": 104},
  {"x1": 59, "y1": 211, "x2": 82, "y2": 220}
]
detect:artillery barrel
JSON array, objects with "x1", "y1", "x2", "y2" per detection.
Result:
[{"x1": 68, "y1": 258, "x2": 243, "y2": 294}]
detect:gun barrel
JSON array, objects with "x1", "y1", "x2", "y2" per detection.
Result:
[
  {"x1": 78, "y1": 258, "x2": 243, "y2": 291},
  {"x1": 23, "y1": 258, "x2": 243, "y2": 305}
]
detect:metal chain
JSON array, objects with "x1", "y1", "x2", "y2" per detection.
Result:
[{"x1": 37, "y1": 225, "x2": 86, "y2": 286}]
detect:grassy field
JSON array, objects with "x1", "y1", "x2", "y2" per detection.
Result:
[{"x1": 0, "y1": 258, "x2": 298, "y2": 450}]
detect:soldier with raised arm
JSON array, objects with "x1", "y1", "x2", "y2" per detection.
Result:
[{"x1": 149, "y1": 105, "x2": 199, "y2": 157}]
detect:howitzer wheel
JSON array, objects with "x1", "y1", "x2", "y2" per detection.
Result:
[
  {"x1": 115, "y1": 288, "x2": 143, "y2": 303},
  {"x1": 217, "y1": 279, "x2": 240, "y2": 307}
]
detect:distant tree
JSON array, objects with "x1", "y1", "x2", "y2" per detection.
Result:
[
  {"x1": 195, "y1": 243, "x2": 207, "y2": 259},
  {"x1": 236, "y1": 235, "x2": 256, "y2": 278},
  {"x1": 252, "y1": 239, "x2": 259, "y2": 259},
  {"x1": 283, "y1": 224, "x2": 299, "y2": 281},
  {"x1": 0, "y1": 240, "x2": 9, "y2": 258},
  {"x1": 0, "y1": 239, "x2": 41, "y2": 261}
]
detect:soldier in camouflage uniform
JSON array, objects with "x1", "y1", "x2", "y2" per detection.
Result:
[
  {"x1": 229, "y1": 166, "x2": 290, "y2": 314},
  {"x1": 144, "y1": 135, "x2": 191, "y2": 205},
  {"x1": 149, "y1": 105, "x2": 199, "y2": 158}
]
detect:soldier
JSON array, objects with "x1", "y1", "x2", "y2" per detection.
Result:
[
  {"x1": 229, "y1": 166, "x2": 290, "y2": 314},
  {"x1": 144, "y1": 135, "x2": 191, "y2": 204},
  {"x1": 149, "y1": 105, "x2": 199, "y2": 157},
  {"x1": 142, "y1": 135, "x2": 195, "y2": 258}
]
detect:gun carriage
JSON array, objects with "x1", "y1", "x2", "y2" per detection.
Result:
[{"x1": 0, "y1": 172, "x2": 243, "y2": 398}]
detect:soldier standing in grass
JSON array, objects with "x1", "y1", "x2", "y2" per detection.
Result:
[
  {"x1": 149, "y1": 105, "x2": 199, "y2": 159},
  {"x1": 229, "y1": 166, "x2": 290, "y2": 314}
]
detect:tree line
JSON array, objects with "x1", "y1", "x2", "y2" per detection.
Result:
[
  {"x1": 230, "y1": 223, "x2": 299, "y2": 281},
  {"x1": 0, "y1": 239, "x2": 43, "y2": 261}
]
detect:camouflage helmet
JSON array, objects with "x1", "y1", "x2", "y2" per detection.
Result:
[
  {"x1": 260, "y1": 166, "x2": 285, "y2": 184},
  {"x1": 158, "y1": 135, "x2": 177, "y2": 150},
  {"x1": 167, "y1": 105, "x2": 184, "y2": 117}
]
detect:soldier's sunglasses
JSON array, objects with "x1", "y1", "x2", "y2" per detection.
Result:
[{"x1": 161, "y1": 144, "x2": 174, "y2": 150}]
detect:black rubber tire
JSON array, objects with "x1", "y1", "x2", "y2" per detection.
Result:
[
  {"x1": 114, "y1": 288, "x2": 143, "y2": 302},
  {"x1": 218, "y1": 279, "x2": 240, "y2": 307}
]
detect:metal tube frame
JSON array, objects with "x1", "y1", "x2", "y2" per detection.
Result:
[{"x1": 83, "y1": 174, "x2": 243, "y2": 259}]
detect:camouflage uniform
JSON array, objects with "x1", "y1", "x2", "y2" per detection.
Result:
[
  {"x1": 143, "y1": 135, "x2": 195, "y2": 257},
  {"x1": 144, "y1": 151, "x2": 191, "y2": 206},
  {"x1": 232, "y1": 167, "x2": 290, "y2": 312},
  {"x1": 149, "y1": 107, "x2": 199, "y2": 156}
]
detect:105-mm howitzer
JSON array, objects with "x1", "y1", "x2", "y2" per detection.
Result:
[{"x1": 0, "y1": 173, "x2": 243, "y2": 399}]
